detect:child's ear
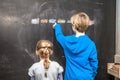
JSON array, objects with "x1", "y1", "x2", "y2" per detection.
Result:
[
  {"x1": 36, "y1": 50, "x2": 39, "y2": 56},
  {"x1": 72, "y1": 26, "x2": 76, "y2": 33},
  {"x1": 50, "y1": 50, "x2": 53, "y2": 55}
]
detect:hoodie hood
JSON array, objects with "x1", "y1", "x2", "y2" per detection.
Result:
[{"x1": 65, "y1": 35, "x2": 91, "y2": 55}]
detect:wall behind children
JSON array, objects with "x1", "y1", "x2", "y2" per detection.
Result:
[{"x1": 0, "y1": 0, "x2": 116, "y2": 80}]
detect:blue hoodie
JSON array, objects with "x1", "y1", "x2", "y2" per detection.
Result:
[{"x1": 54, "y1": 24, "x2": 98, "y2": 80}]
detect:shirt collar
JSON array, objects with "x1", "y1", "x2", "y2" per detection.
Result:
[{"x1": 75, "y1": 32, "x2": 85, "y2": 37}]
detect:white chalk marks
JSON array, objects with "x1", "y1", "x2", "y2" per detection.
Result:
[{"x1": 31, "y1": 18, "x2": 71, "y2": 24}]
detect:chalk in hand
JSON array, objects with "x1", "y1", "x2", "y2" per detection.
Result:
[{"x1": 53, "y1": 22, "x2": 57, "y2": 27}]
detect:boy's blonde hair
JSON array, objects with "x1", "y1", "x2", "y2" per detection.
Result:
[{"x1": 70, "y1": 12, "x2": 90, "y2": 32}]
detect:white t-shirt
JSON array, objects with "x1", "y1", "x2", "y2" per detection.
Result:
[{"x1": 28, "y1": 60, "x2": 63, "y2": 80}]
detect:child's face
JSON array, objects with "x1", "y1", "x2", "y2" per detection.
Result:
[
  {"x1": 40, "y1": 48, "x2": 50, "y2": 60},
  {"x1": 37, "y1": 42, "x2": 53, "y2": 60}
]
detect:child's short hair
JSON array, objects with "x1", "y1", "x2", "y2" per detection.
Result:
[{"x1": 70, "y1": 12, "x2": 90, "y2": 32}]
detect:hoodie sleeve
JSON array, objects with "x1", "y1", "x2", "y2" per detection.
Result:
[
  {"x1": 89, "y1": 43, "x2": 98, "y2": 78},
  {"x1": 54, "y1": 23, "x2": 65, "y2": 47}
]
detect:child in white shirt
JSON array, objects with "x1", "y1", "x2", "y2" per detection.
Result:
[{"x1": 28, "y1": 40, "x2": 63, "y2": 80}]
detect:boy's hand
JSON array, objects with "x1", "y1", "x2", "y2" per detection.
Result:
[{"x1": 52, "y1": 23, "x2": 57, "y2": 29}]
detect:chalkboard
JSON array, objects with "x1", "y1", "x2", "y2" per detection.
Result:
[{"x1": 0, "y1": 0, "x2": 116, "y2": 80}]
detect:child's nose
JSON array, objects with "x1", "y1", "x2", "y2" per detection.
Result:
[{"x1": 45, "y1": 47, "x2": 48, "y2": 49}]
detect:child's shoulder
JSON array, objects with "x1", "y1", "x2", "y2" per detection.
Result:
[
  {"x1": 51, "y1": 61, "x2": 62, "y2": 66},
  {"x1": 29, "y1": 62, "x2": 41, "y2": 70},
  {"x1": 51, "y1": 61, "x2": 58, "y2": 64},
  {"x1": 51, "y1": 61, "x2": 64, "y2": 72},
  {"x1": 31, "y1": 62, "x2": 41, "y2": 67}
]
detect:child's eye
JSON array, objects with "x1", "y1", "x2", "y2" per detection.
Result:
[
  {"x1": 41, "y1": 47, "x2": 46, "y2": 48},
  {"x1": 40, "y1": 47, "x2": 52, "y2": 50},
  {"x1": 47, "y1": 47, "x2": 52, "y2": 50}
]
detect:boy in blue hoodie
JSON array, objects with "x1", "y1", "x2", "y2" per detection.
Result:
[{"x1": 52, "y1": 12, "x2": 98, "y2": 80}]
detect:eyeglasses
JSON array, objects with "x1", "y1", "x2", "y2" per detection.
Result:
[{"x1": 40, "y1": 46, "x2": 52, "y2": 50}]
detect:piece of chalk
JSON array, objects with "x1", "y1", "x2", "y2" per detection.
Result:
[
  {"x1": 66, "y1": 20, "x2": 71, "y2": 23},
  {"x1": 40, "y1": 19, "x2": 48, "y2": 23},
  {"x1": 57, "y1": 19, "x2": 66, "y2": 23},
  {"x1": 31, "y1": 18, "x2": 39, "y2": 24}
]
